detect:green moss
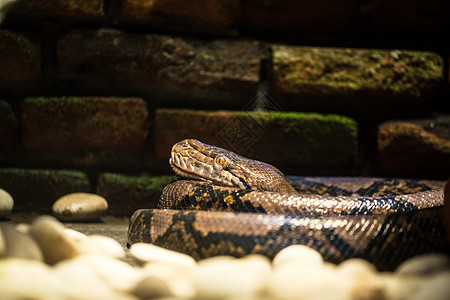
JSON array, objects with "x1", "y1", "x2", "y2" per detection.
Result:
[
  {"x1": 0, "y1": 101, "x2": 17, "y2": 132},
  {"x1": 0, "y1": 30, "x2": 40, "y2": 62},
  {"x1": 101, "y1": 173, "x2": 176, "y2": 191},
  {"x1": 272, "y1": 45, "x2": 443, "y2": 98}
]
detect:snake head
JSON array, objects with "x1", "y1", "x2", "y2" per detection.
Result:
[{"x1": 169, "y1": 139, "x2": 297, "y2": 193}]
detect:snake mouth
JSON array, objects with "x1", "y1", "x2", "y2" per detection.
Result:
[
  {"x1": 169, "y1": 139, "x2": 246, "y2": 189},
  {"x1": 169, "y1": 157, "x2": 210, "y2": 182}
]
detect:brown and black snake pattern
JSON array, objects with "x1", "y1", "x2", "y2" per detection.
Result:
[{"x1": 128, "y1": 139, "x2": 448, "y2": 270}]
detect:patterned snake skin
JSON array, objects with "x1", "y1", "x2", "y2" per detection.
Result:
[{"x1": 128, "y1": 139, "x2": 448, "y2": 270}]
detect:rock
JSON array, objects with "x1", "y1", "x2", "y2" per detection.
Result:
[
  {"x1": 88, "y1": 235, "x2": 125, "y2": 258},
  {"x1": 0, "y1": 227, "x2": 4, "y2": 257},
  {"x1": 130, "y1": 243, "x2": 197, "y2": 267},
  {"x1": 56, "y1": 254, "x2": 145, "y2": 292},
  {"x1": 142, "y1": 262, "x2": 197, "y2": 298},
  {"x1": 413, "y1": 272, "x2": 450, "y2": 300},
  {"x1": 0, "y1": 258, "x2": 69, "y2": 299},
  {"x1": 54, "y1": 256, "x2": 137, "y2": 300},
  {"x1": 29, "y1": 215, "x2": 81, "y2": 264},
  {"x1": 0, "y1": 188, "x2": 13, "y2": 217},
  {"x1": 268, "y1": 261, "x2": 348, "y2": 300},
  {"x1": 338, "y1": 259, "x2": 387, "y2": 300},
  {"x1": 272, "y1": 245, "x2": 324, "y2": 269},
  {"x1": 396, "y1": 253, "x2": 450, "y2": 276},
  {"x1": 0, "y1": 224, "x2": 43, "y2": 260},
  {"x1": 53, "y1": 192, "x2": 108, "y2": 221},
  {"x1": 191, "y1": 255, "x2": 271, "y2": 299},
  {"x1": 131, "y1": 275, "x2": 172, "y2": 299},
  {"x1": 337, "y1": 258, "x2": 378, "y2": 280}
]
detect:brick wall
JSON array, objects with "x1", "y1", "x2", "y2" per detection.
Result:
[{"x1": 0, "y1": 0, "x2": 449, "y2": 215}]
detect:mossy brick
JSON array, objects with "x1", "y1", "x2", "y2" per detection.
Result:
[
  {"x1": 0, "y1": 168, "x2": 90, "y2": 213},
  {"x1": 22, "y1": 97, "x2": 149, "y2": 149},
  {"x1": 155, "y1": 109, "x2": 358, "y2": 174},
  {"x1": 0, "y1": 30, "x2": 40, "y2": 81},
  {"x1": 240, "y1": 0, "x2": 356, "y2": 33},
  {"x1": 97, "y1": 173, "x2": 176, "y2": 216},
  {"x1": 272, "y1": 45, "x2": 443, "y2": 99},
  {"x1": 0, "y1": 100, "x2": 18, "y2": 151},
  {"x1": 371, "y1": 0, "x2": 450, "y2": 35},
  {"x1": 123, "y1": 0, "x2": 240, "y2": 25},
  {"x1": 377, "y1": 119, "x2": 450, "y2": 178},
  {"x1": 271, "y1": 45, "x2": 443, "y2": 119},
  {"x1": 57, "y1": 29, "x2": 261, "y2": 94},
  {"x1": 9, "y1": 0, "x2": 103, "y2": 18}
]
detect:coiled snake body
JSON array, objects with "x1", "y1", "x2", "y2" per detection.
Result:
[{"x1": 128, "y1": 139, "x2": 447, "y2": 270}]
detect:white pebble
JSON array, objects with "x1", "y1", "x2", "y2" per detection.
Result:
[
  {"x1": 54, "y1": 256, "x2": 138, "y2": 299},
  {"x1": 337, "y1": 258, "x2": 378, "y2": 280},
  {"x1": 0, "y1": 228, "x2": 4, "y2": 257},
  {"x1": 0, "y1": 188, "x2": 13, "y2": 217},
  {"x1": 396, "y1": 253, "x2": 450, "y2": 276},
  {"x1": 131, "y1": 275, "x2": 172, "y2": 299},
  {"x1": 29, "y1": 215, "x2": 81, "y2": 264},
  {"x1": 413, "y1": 272, "x2": 450, "y2": 300},
  {"x1": 269, "y1": 261, "x2": 349, "y2": 300},
  {"x1": 130, "y1": 243, "x2": 197, "y2": 267},
  {"x1": 52, "y1": 192, "x2": 108, "y2": 221},
  {"x1": 0, "y1": 258, "x2": 69, "y2": 299},
  {"x1": 0, "y1": 224, "x2": 43, "y2": 261},
  {"x1": 272, "y1": 245, "x2": 324, "y2": 269},
  {"x1": 338, "y1": 259, "x2": 387, "y2": 300},
  {"x1": 142, "y1": 261, "x2": 197, "y2": 298},
  {"x1": 88, "y1": 235, "x2": 125, "y2": 258},
  {"x1": 191, "y1": 255, "x2": 271, "y2": 299}
]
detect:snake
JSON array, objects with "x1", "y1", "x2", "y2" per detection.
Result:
[{"x1": 128, "y1": 139, "x2": 448, "y2": 270}]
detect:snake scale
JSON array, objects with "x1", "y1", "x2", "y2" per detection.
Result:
[{"x1": 128, "y1": 139, "x2": 448, "y2": 270}]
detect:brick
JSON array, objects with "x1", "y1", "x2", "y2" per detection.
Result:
[
  {"x1": 0, "y1": 100, "x2": 18, "y2": 152},
  {"x1": 57, "y1": 29, "x2": 261, "y2": 96},
  {"x1": 271, "y1": 45, "x2": 443, "y2": 119},
  {"x1": 371, "y1": 0, "x2": 450, "y2": 35},
  {"x1": 8, "y1": 0, "x2": 103, "y2": 18},
  {"x1": 0, "y1": 30, "x2": 40, "y2": 81},
  {"x1": 123, "y1": 0, "x2": 240, "y2": 25},
  {"x1": 0, "y1": 168, "x2": 90, "y2": 213},
  {"x1": 97, "y1": 173, "x2": 176, "y2": 216},
  {"x1": 240, "y1": 0, "x2": 356, "y2": 33},
  {"x1": 22, "y1": 97, "x2": 149, "y2": 149},
  {"x1": 155, "y1": 109, "x2": 358, "y2": 174},
  {"x1": 377, "y1": 119, "x2": 450, "y2": 178}
]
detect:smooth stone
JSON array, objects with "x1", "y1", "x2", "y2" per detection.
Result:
[
  {"x1": 0, "y1": 188, "x2": 13, "y2": 217},
  {"x1": 413, "y1": 272, "x2": 450, "y2": 300},
  {"x1": 130, "y1": 243, "x2": 197, "y2": 267},
  {"x1": 0, "y1": 224, "x2": 43, "y2": 261},
  {"x1": 0, "y1": 258, "x2": 69, "y2": 299},
  {"x1": 396, "y1": 253, "x2": 450, "y2": 276},
  {"x1": 337, "y1": 258, "x2": 378, "y2": 280},
  {"x1": 52, "y1": 192, "x2": 108, "y2": 221},
  {"x1": 88, "y1": 235, "x2": 125, "y2": 258},
  {"x1": 385, "y1": 275, "x2": 424, "y2": 300},
  {"x1": 29, "y1": 215, "x2": 81, "y2": 264},
  {"x1": 272, "y1": 245, "x2": 324, "y2": 269},
  {"x1": 57, "y1": 254, "x2": 145, "y2": 292},
  {"x1": 131, "y1": 275, "x2": 172, "y2": 299},
  {"x1": 337, "y1": 258, "x2": 387, "y2": 300},
  {"x1": 269, "y1": 263, "x2": 349, "y2": 300},
  {"x1": 54, "y1": 257, "x2": 138, "y2": 300},
  {"x1": 192, "y1": 255, "x2": 271, "y2": 299},
  {"x1": 142, "y1": 262, "x2": 197, "y2": 298},
  {"x1": 0, "y1": 228, "x2": 4, "y2": 257}
]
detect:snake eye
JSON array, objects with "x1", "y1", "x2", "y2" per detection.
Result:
[{"x1": 215, "y1": 156, "x2": 227, "y2": 166}]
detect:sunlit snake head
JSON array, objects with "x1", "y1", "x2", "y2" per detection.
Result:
[{"x1": 169, "y1": 139, "x2": 298, "y2": 193}]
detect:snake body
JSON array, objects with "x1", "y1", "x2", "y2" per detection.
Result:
[{"x1": 128, "y1": 139, "x2": 447, "y2": 270}]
